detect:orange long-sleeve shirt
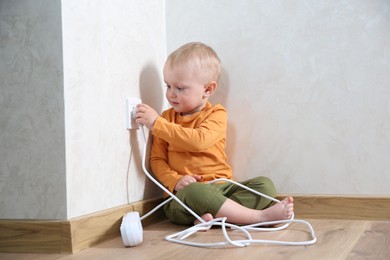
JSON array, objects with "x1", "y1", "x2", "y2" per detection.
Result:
[{"x1": 150, "y1": 102, "x2": 233, "y2": 193}]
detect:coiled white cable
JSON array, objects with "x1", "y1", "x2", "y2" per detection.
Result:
[{"x1": 121, "y1": 126, "x2": 317, "y2": 247}]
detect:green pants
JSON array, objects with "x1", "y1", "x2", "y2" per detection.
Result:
[{"x1": 163, "y1": 176, "x2": 277, "y2": 225}]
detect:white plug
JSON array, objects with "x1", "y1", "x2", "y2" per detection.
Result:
[{"x1": 126, "y1": 97, "x2": 142, "y2": 129}]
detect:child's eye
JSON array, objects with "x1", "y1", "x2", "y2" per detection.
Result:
[
  {"x1": 177, "y1": 86, "x2": 187, "y2": 91},
  {"x1": 165, "y1": 85, "x2": 171, "y2": 89}
]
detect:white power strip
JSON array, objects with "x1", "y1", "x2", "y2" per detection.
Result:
[{"x1": 120, "y1": 212, "x2": 143, "y2": 247}]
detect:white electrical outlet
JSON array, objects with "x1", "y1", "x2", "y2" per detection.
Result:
[{"x1": 126, "y1": 97, "x2": 141, "y2": 129}]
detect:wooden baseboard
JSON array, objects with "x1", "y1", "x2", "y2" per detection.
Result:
[
  {"x1": 0, "y1": 195, "x2": 389, "y2": 254},
  {"x1": 278, "y1": 195, "x2": 390, "y2": 220},
  {"x1": 0, "y1": 219, "x2": 70, "y2": 254},
  {"x1": 0, "y1": 197, "x2": 164, "y2": 254}
]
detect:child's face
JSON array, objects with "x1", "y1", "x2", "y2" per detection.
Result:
[{"x1": 163, "y1": 63, "x2": 208, "y2": 116}]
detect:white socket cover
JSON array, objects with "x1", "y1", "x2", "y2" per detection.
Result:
[{"x1": 126, "y1": 97, "x2": 142, "y2": 129}]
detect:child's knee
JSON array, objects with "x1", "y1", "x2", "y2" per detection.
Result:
[
  {"x1": 164, "y1": 183, "x2": 215, "y2": 225},
  {"x1": 251, "y1": 176, "x2": 277, "y2": 198},
  {"x1": 182, "y1": 182, "x2": 209, "y2": 203}
]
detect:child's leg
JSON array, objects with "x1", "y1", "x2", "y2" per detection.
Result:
[
  {"x1": 210, "y1": 196, "x2": 293, "y2": 225},
  {"x1": 197, "y1": 177, "x2": 294, "y2": 225},
  {"x1": 163, "y1": 182, "x2": 227, "y2": 225},
  {"x1": 224, "y1": 176, "x2": 277, "y2": 210},
  {"x1": 164, "y1": 178, "x2": 293, "y2": 226}
]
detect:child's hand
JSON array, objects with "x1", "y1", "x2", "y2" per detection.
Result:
[
  {"x1": 174, "y1": 175, "x2": 202, "y2": 191},
  {"x1": 135, "y1": 104, "x2": 159, "y2": 130}
]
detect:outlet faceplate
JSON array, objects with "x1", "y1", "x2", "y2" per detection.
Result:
[{"x1": 126, "y1": 97, "x2": 141, "y2": 129}]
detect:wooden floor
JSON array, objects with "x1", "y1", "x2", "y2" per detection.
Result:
[{"x1": 0, "y1": 218, "x2": 389, "y2": 260}]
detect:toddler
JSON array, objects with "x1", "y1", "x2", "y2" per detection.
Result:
[{"x1": 135, "y1": 42, "x2": 293, "y2": 225}]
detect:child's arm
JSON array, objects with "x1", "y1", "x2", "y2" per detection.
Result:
[
  {"x1": 136, "y1": 103, "x2": 227, "y2": 152},
  {"x1": 149, "y1": 135, "x2": 182, "y2": 192},
  {"x1": 135, "y1": 104, "x2": 181, "y2": 192},
  {"x1": 149, "y1": 134, "x2": 202, "y2": 192},
  {"x1": 153, "y1": 108, "x2": 227, "y2": 152}
]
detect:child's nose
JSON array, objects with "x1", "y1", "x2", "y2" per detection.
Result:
[{"x1": 168, "y1": 89, "x2": 177, "y2": 98}]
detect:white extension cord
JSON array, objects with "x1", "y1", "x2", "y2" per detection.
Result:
[{"x1": 121, "y1": 126, "x2": 317, "y2": 247}]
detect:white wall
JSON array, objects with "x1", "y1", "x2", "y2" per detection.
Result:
[
  {"x1": 166, "y1": 0, "x2": 390, "y2": 195},
  {"x1": 0, "y1": 0, "x2": 66, "y2": 219},
  {"x1": 0, "y1": 0, "x2": 166, "y2": 220},
  {"x1": 62, "y1": 0, "x2": 166, "y2": 218},
  {"x1": 2, "y1": 0, "x2": 389, "y2": 220}
]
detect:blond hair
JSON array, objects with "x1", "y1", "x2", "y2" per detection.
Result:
[{"x1": 165, "y1": 42, "x2": 221, "y2": 83}]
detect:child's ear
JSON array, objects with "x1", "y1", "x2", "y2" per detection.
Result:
[{"x1": 203, "y1": 81, "x2": 217, "y2": 98}]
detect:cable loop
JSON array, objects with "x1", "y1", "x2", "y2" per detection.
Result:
[{"x1": 121, "y1": 126, "x2": 317, "y2": 248}]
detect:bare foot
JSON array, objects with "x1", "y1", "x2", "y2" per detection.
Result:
[
  {"x1": 194, "y1": 213, "x2": 214, "y2": 225},
  {"x1": 258, "y1": 196, "x2": 294, "y2": 223}
]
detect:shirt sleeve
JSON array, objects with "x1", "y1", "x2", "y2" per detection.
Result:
[
  {"x1": 149, "y1": 134, "x2": 182, "y2": 193},
  {"x1": 152, "y1": 107, "x2": 227, "y2": 152}
]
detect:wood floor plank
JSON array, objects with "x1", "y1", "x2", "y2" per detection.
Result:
[
  {"x1": 347, "y1": 221, "x2": 390, "y2": 260},
  {"x1": 49, "y1": 219, "x2": 373, "y2": 260}
]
